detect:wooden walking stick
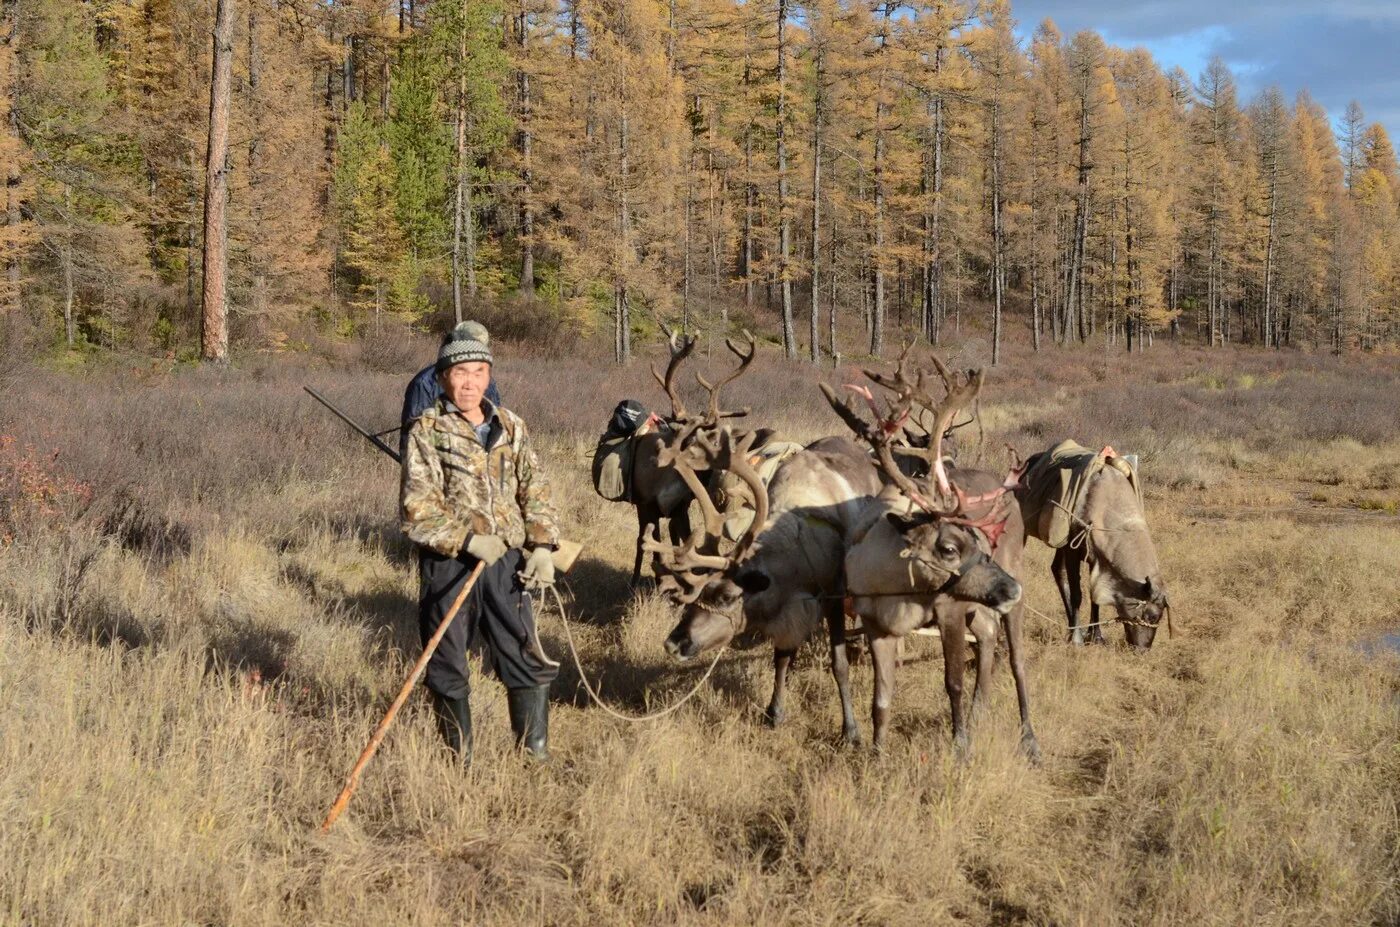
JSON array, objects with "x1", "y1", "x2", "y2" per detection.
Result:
[{"x1": 320, "y1": 561, "x2": 485, "y2": 832}]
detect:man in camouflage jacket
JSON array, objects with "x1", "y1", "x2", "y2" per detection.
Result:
[{"x1": 401, "y1": 322, "x2": 559, "y2": 762}]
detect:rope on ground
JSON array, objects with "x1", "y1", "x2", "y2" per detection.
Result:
[{"x1": 538, "y1": 582, "x2": 726, "y2": 724}]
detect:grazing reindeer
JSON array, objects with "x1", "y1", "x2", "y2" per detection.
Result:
[
  {"x1": 1018, "y1": 441, "x2": 1170, "y2": 649},
  {"x1": 824, "y1": 348, "x2": 1039, "y2": 758},
  {"x1": 650, "y1": 433, "x2": 883, "y2": 741},
  {"x1": 624, "y1": 332, "x2": 761, "y2": 585}
]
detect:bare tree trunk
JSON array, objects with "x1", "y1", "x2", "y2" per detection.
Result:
[
  {"x1": 869, "y1": 8, "x2": 891, "y2": 358},
  {"x1": 451, "y1": 0, "x2": 470, "y2": 322},
  {"x1": 615, "y1": 104, "x2": 632, "y2": 364},
  {"x1": 990, "y1": 97, "x2": 1004, "y2": 366},
  {"x1": 1064, "y1": 77, "x2": 1092, "y2": 345},
  {"x1": 775, "y1": 0, "x2": 795, "y2": 357},
  {"x1": 247, "y1": 3, "x2": 267, "y2": 324},
  {"x1": 1031, "y1": 260, "x2": 1041, "y2": 351},
  {"x1": 708, "y1": 147, "x2": 725, "y2": 323},
  {"x1": 516, "y1": 5, "x2": 535, "y2": 296},
  {"x1": 829, "y1": 208, "x2": 838, "y2": 358},
  {"x1": 3, "y1": 0, "x2": 21, "y2": 313},
  {"x1": 742, "y1": 110, "x2": 754, "y2": 311},
  {"x1": 200, "y1": 0, "x2": 234, "y2": 363},
  {"x1": 62, "y1": 186, "x2": 74, "y2": 347},
  {"x1": 809, "y1": 42, "x2": 823, "y2": 364},
  {"x1": 1263, "y1": 165, "x2": 1278, "y2": 348},
  {"x1": 682, "y1": 94, "x2": 697, "y2": 331},
  {"x1": 921, "y1": 62, "x2": 944, "y2": 344}
]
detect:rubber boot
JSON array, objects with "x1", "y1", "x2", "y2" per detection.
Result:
[
  {"x1": 430, "y1": 692, "x2": 473, "y2": 766},
  {"x1": 506, "y1": 686, "x2": 550, "y2": 761}
]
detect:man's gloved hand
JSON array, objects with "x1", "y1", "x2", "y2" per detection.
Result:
[
  {"x1": 521, "y1": 546, "x2": 556, "y2": 589},
  {"x1": 463, "y1": 533, "x2": 509, "y2": 565}
]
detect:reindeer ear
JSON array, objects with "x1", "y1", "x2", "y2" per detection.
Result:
[
  {"x1": 1144, "y1": 576, "x2": 1168, "y2": 604},
  {"x1": 736, "y1": 569, "x2": 771, "y2": 593},
  {"x1": 750, "y1": 428, "x2": 777, "y2": 451}
]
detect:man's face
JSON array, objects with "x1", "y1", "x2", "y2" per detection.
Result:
[{"x1": 442, "y1": 361, "x2": 491, "y2": 411}]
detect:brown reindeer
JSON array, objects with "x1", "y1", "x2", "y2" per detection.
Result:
[
  {"x1": 825, "y1": 348, "x2": 1039, "y2": 758},
  {"x1": 624, "y1": 332, "x2": 765, "y2": 585},
  {"x1": 653, "y1": 348, "x2": 1028, "y2": 752},
  {"x1": 1017, "y1": 441, "x2": 1170, "y2": 649},
  {"x1": 650, "y1": 433, "x2": 882, "y2": 742}
]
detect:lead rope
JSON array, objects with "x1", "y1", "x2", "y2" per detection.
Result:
[{"x1": 536, "y1": 582, "x2": 727, "y2": 723}]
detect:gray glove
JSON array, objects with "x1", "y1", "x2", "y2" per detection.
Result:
[
  {"x1": 520, "y1": 546, "x2": 556, "y2": 589},
  {"x1": 463, "y1": 533, "x2": 509, "y2": 565}
]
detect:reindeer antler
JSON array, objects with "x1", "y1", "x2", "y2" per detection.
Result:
[
  {"x1": 651, "y1": 328, "x2": 698, "y2": 423},
  {"x1": 910, "y1": 354, "x2": 985, "y2": 500},
  {"x1": 646, "y1": 329, "x2": 770, "y2": 602},
  {"x1": 819, "y1": 380, "x2": 950, "y2": 515},
  {"x1": 695, "y1": 331, "x2": 756, "y2": 425}
]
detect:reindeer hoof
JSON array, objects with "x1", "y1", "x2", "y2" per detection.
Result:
[
  {"x1": 840, "y1": 726, "x2": 861, "y2": 747},
  {"x1": 763, "y1": 706, "x2": 786, "y2": 728},
  {"x1": 1021, "y1": 732, "x2": 1043, "y2": 766}
]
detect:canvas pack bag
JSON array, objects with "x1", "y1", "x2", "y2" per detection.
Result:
[
  {"x1": 591, "y1": 400, "x2": 652, "y2": 502},
  {"x1": 1021, "y1": 440, "x2": 1141, "y2": 548}
]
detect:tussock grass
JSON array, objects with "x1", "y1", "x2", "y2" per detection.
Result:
[{"x1": 1, "y1": 337, "x2": 1397, "y2": 925}]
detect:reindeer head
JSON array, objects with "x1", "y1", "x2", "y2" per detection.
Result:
[
  {"x1": 822, "y1": 342, "x2": 1025, "y2": 572},
  {"x1": 885, "y1": 510, "x2": 1023, "y2": 615},
  {"x1": 1116, "y1": 575, "x2": 1170, "y2": 650}
]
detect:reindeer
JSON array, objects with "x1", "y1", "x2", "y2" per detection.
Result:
[
  {"x1": 651, "y1": 349, "x2": 1029, "y2": 753},
  {"x1": 1017, "y1": 442, "x2": 1171, "y2": 649},
  {"x1": 624, "y1": 332, "x2": 763, "y2": 585},
  {"x1": 649, "y1": 433, "x2": 883, "y2": 742},
  {"x1": 824, "y1": 348, "x2": 1039, "y2": 758}
]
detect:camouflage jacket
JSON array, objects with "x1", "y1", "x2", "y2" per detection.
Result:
[{"x1": 400, "y1": 399, "x2": 559, "y2": 556}]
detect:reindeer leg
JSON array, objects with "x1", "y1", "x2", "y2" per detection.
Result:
[
  {"x1": 1088, "y1": 601, "x2": 1107, "y2": 645},
  {"x1": 1055, "y1": 547, "x2": 1087, "y2": 646},
  {"x1": 869, "y1": 633, "x2": 899, "y2": 751},
  {"x1": 1052, "y1": 548, "x2": 1078, "y2": 645},
  {"x1": 765, "y1": 648, "x2": 796, "y2": 727},
  {"x1": 826, "y1": 599, "x2": 860, "y2": 746},
  {"x1": 668, "y1": 504, "x2": 691, "y2": 548},
  {"x1": 1067, "y1": 549, "x2": 1087, "y2": 644},
  {"x1": 632, "y1": 503, "x2": 656, "y2": 587},
  {"x1": 940, "y1": 608, "x2": 970, "y2": 756},
  {"x1": 968, "y1": 607, "x2": 998, "y2": 724},
  {"x1": 1003, "y1": 601, "x2": 1041, "y2": 764}
]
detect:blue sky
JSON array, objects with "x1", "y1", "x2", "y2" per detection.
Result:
[{"x1": 1008, "y1": 0, "x2": 1400, "y2": 141}]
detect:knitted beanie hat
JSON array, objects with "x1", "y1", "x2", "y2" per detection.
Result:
[{"x1": 436, "y1": 320, "x2": 492, "y2": 373}]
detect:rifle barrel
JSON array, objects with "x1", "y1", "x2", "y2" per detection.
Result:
[{"x1": 304, "y1": 386, "x2": 402, "y2": 464}]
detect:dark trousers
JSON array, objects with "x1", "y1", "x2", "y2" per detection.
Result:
[{"x1": 418, "y1": 547, "x2": 558, "y2": 700}]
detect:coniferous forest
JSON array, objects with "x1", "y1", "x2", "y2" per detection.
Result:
[{"x1": 3, "y1": 0, "x2": 1398, "y2": 364}]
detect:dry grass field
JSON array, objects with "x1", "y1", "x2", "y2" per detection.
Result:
[{"x1": 1, "y1": 330, "x2": 1398, "y2": 926}]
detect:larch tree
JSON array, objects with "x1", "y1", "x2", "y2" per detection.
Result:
[
  {"x1": 1109, "y1": 47, "x2": 1176, "y2": 350},
  {"x1": 446, "y1": 0, "x2": 510, "y2": 319},
  {"x1": 1189, "y1": 56, "x2": 1244, "y2": 346},
  {"x1": 1061, "y1": 30, "x2": 1110, "y2": 343},
  {"x1": 233, "y1": 0, "x2": 330, "y2": 344},
  {"x1": 200, "y1": 0, "x2": 234, "y2": 361},
  {"x1": 548, "y1": 0, "x2": 685, "y2": 363},
  {"x1": 967, "y1": 0, "x2": 1024, "y2": 364},
  {"x1": 14, "y1": 0, "x2": 150, "y2": 349},
  {"x1": 1, "y1": 0, "x2": 36, "y2": 316},
  {"x1": 1025, "y1": 19, "x2": 1072, "y2": 347}
]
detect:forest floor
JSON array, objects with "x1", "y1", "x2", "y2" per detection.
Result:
[{"x1": 1, "y1": 332, "x2": 1397, "y2": 926}]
